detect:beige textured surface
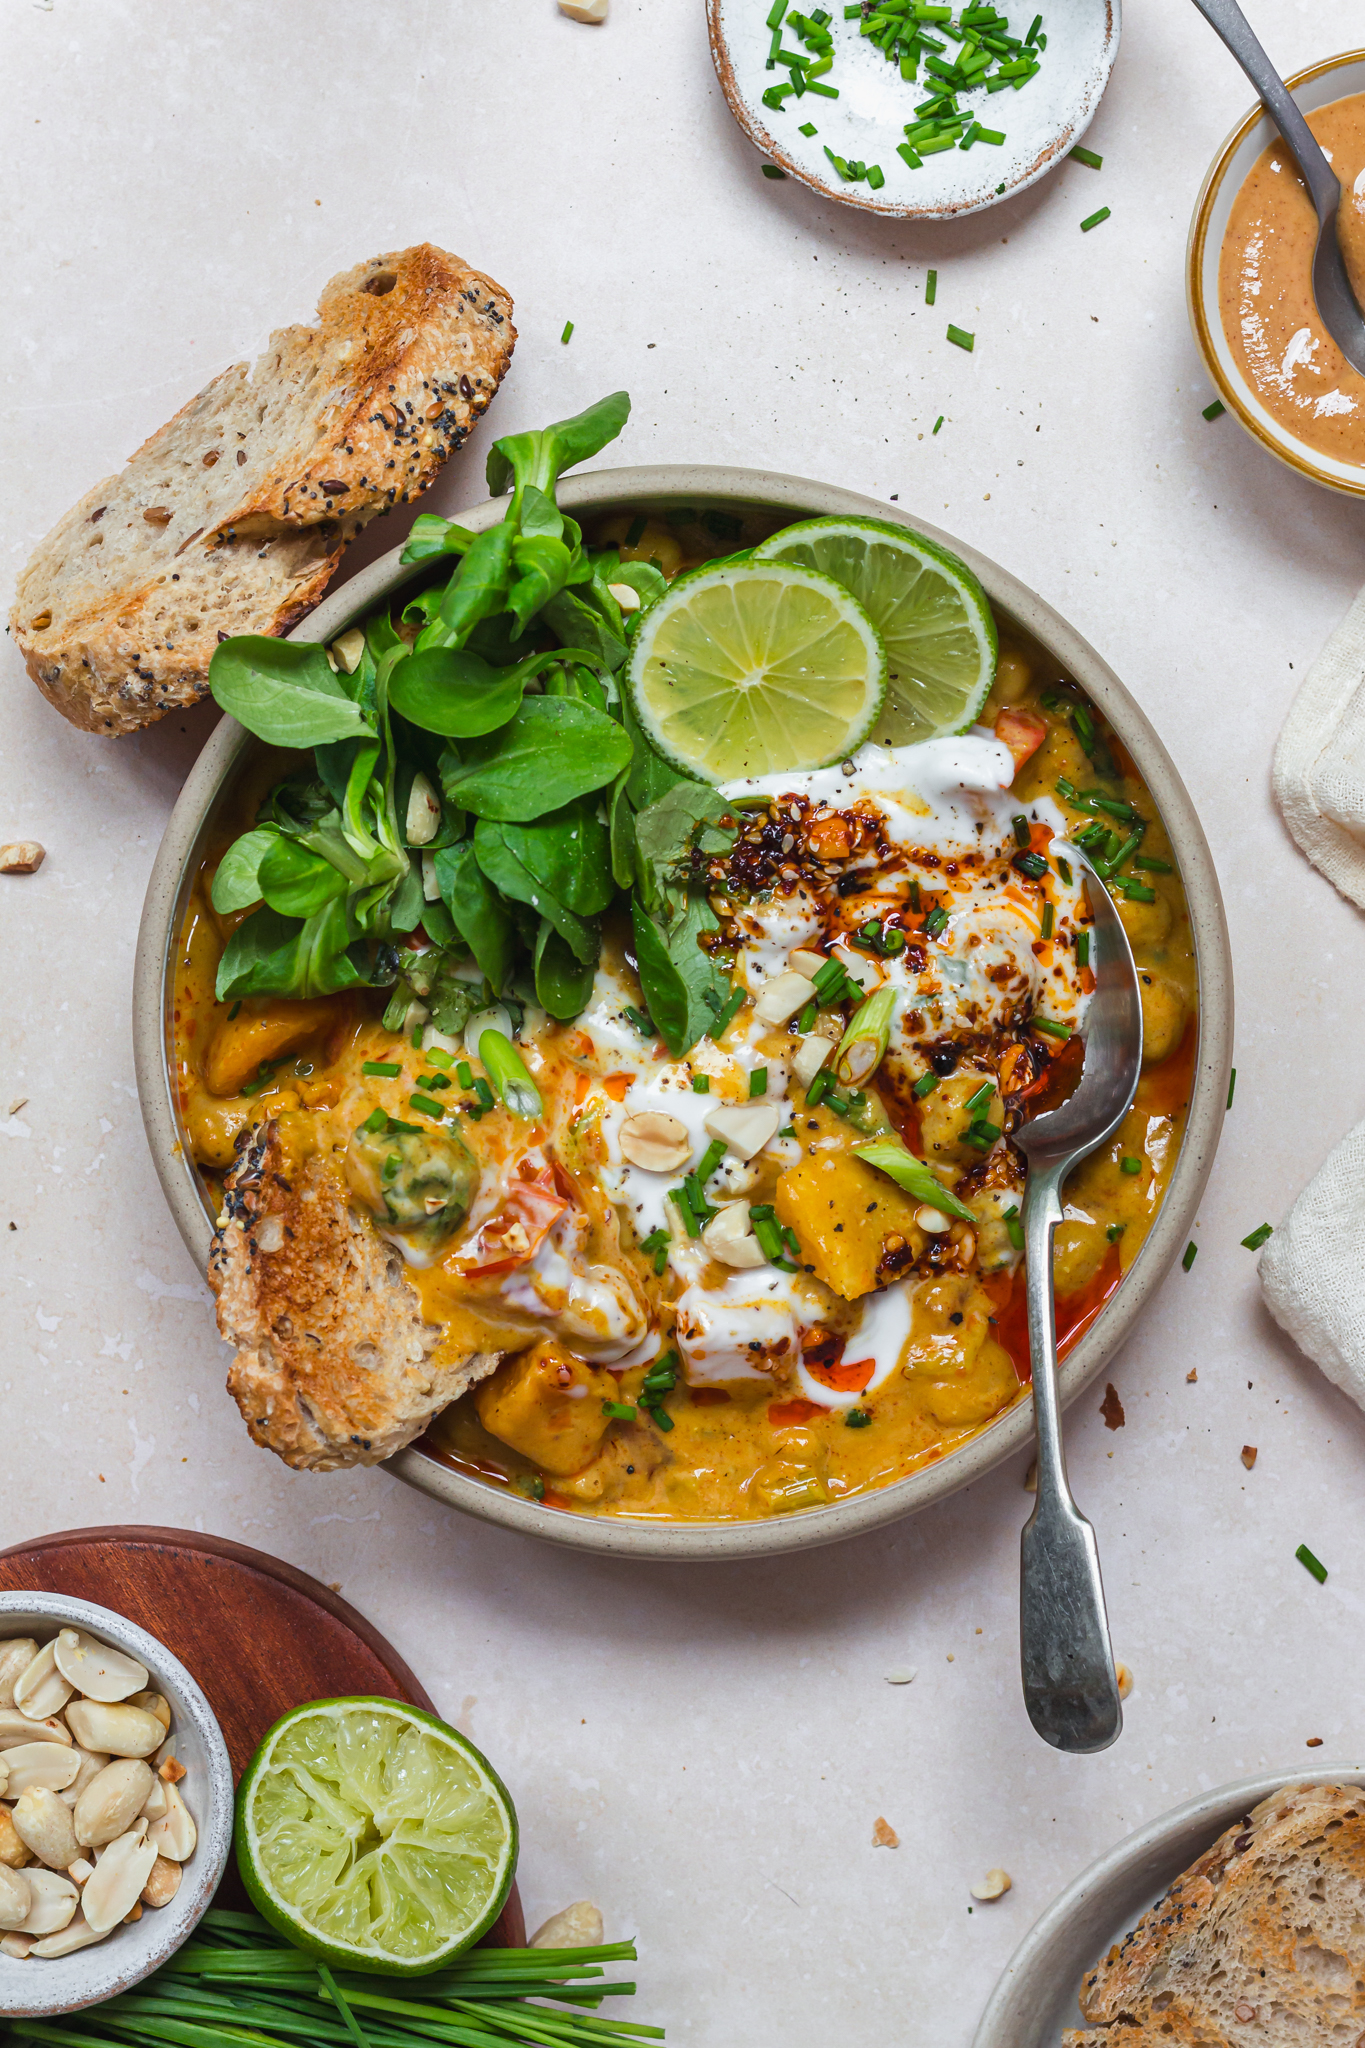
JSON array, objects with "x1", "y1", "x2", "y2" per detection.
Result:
[{"x1": 4, "y1": 4, "x2": 1365, "y2": 2044}]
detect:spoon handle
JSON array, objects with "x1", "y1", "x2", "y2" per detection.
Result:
[
  {"x1": 1187, "y1": 0, "x2": 1340, "y2": 219},
  {"x1": 1019, "y1": 1163, "x2": 1123, "y2": 1754}
]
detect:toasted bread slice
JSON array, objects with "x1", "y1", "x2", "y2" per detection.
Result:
[
  {"x1": 11, "y1": 245, "x2": 514, "y2": 736},
  {"x1": 208, "y1": 1120, "x2": 500, "y2": 1472},
  {"x1": 1063, "y1": 1782, "x2": 1365, "y2": 2045}
]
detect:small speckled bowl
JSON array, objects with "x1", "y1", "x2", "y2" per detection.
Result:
[
  {"x1": 1188, "y1": 48, "x2": 1365, "y2": 497},
  {"x1": 133, "y1": 463, "x2": 1232, "y2": 1563},
  {"x1": 974, "y1": 1765, "x2": 1365, "y2": 2045},
  {"x1": 707, "y1": 0, "x2": 1119, "y2": 220},
  {"x1": 0, "y1": 1592, "x2": 233, "y2": 2018}
]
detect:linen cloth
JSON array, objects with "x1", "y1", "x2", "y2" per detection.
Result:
[{"x1": 1260, "y1": 589, "x2": 1365, "y2": 1394}]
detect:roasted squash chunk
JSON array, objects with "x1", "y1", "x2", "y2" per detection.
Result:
[
  {"x1": 203, "y1": 996, "x2": 347, "y2": 1097},
  {"x1": 774, "y1": 1149, "x2": 923, "y2": 1301},
  {"x1": 902, "y1": 1273, "x2": 1019, "y2": 1426},
  {"x1": 474, "y1": 1338, "x2": 618, "y2": 1476}
]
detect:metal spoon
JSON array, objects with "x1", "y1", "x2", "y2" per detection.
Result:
[
  {"x1": 1190, "y1": 0, "x2": 1365, "y2": 376},
  {"x1": 1013, "y1": 852, "x2": 1142, "y2": 1754}
]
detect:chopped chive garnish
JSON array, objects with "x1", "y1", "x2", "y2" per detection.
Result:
[
  {"x1": 867, "y1": 163, "x2": 885, "y2": 188},
  {"x1": 625, "y1": 513, "x2": 647, "y2": 547},
  {"x1": 1003, "y1": 1203, "x2": 1024, "y2": 1250},
  {"x1": 360, "y1": 1107, "x2": 388, "y2": 1134},
  {"x1": 1075, "y1": 931, "x2": 1090, "y2": 969},
  {"x1": 845, "y1": 1408, "x2": 872, "y2": 1428},
  {"x1": 1133, "y1": 854, "x2": 1172, "y2": 872},
  {"x1": 926, "y1": 268, "x2": 938, "y2": 304},
  {"x1": 624, "y1": 1005, "x2": 656, "y2": 1037},
  {"x1": 227, "y1": 1000, "x2": 241, "y2": 1020},
  {"x1": 964, "y1": 1081, "x2": 994, "y2": 1116},
  {"x1": 692, "y1": 1073, "x2": 710, "y2": 1093},
  {"x1": 697, "y1": 1138, "x2": 728, "y2": 1185},
  {"x1": 1106, "y1": 1221, "x2": 1125, "y2": 1242},
  {"x1": 925, "y1": 905, "x2": 949, "y2": 937},
  {"x1": 1032, "y1": 1016, "x2": 1069, "y2": 1039},
  {"x1": 640, "y1": 1227, "x2": 671, "y2": 1276},
  {"x1": 670, "y1": 1186, "x2": 704, "y2": 1238},
  {"x1": 456, "y1": 1060, "x2": 473, "y2": 1089},
  {"x1": 426, "y1": 1045, "x2": 454, "y2": 1070},
  {"x1": 749, "y1": 1067, "x2": 768, "y2": 1097},
  {"x1": 708, "y1": 987, "x2": 747, "y2": 1038},
  {"x1": 1120, "y1": 1156, "x2": 1141, "y2": 1176},
  {"x1": 409, "y1": 1094, "x2": 446, "y2": 1119},
  {"x1": 1069, "y1": 143, "x2": 1102, "y2": 168},
  {"x1": 767, "y1": 0, "x2": 787, "y2": 23},
  {"x1": 1012, "y1": 812, "x2": 1031, "y2": 846},
  {"x1": 1202, "y1": 398, "x2": 1226, "y2": 421},
  {"x1": 1182, "y1": 1240, "x2": 1198, "y2": 1271},
  {"x1": 947, "y1": 323, "x2": 974, "y2": 350},
  {"x1": 967, "y1": 1118, "x2": 1002, "y2": 1148},
  {"x1": 1296, "y1": 1543, "x2": 1328, "y2": 1583},
  {"x1": 1013, "y1": 850, "x2": 1049, "y2": 879},
  {"x1": 806, "y1": 1069, "x2": 832, "y2": 1108},
  {"x1": 560, "y1": 320, "x2": 574, "y2": 344},
  {"x1": 1056, "y1": 857, "x2": 1073, "y2": 886},
  {"x1": 363, "y1": 1060, "x2": 402, "y2": 1078},
  {"x1": 763, "y1": 164, "x2": 787, "y2": 178},
  {"x1": 1080, "y1": 206, "x2": 1111, "y2": 231},
  {"x1": 1242, "y1": 1222, "x2": 1273, "y2": 1250},
  {"x1": 933, "y1": 414, "x2": 944, "y2": 433},
  {"x1": 973, "y1": 123, "x2": 1005, "y2": 143},
  {"x1": 779, "y1": 1124, "x2": 796, "y2": 1139},
  {"x1": 899, "y1": 141, "x2": 924, "y2": 169},
  {"x1": 799, "y1": 119, "x2": 818, "y2": 134},
  {"x1": 913, "y1": 1072, "x2": 940, "y2": 1099},
  {"x1": 1041, "y1": 901, "x2": 1054, "y2": 939},
  {"x1": 602, "y1": 1399, "x2": 637, "y2": 1423},
  {"x1": 806, "y1": 77, "x2": 839, "y2": 94},
  {"x1": 473, "y1": 1077, "x2": 495, "y2": 1109},
  {"x1": 1227, "y1": 1067, "x2": 1236, "y2": 1110}
]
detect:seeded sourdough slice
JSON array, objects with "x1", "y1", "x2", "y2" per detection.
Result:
[
  {"x1": 11, "y1": 244, "x2": 515, "y2": 736},
  {"x1": 209, "y1": 1121, "x2": 501, "y2": 1472},
  {"x1": 1063, "y1": 1782, "x2": 1365, "y2": 2047}
]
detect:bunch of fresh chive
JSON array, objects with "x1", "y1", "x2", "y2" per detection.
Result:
[
  {"x1": 759, "y1": 0, "x2": 1046, "y2": 179},
  {"x1": 1, "y1": 1907, "x2": 662, "y2": 2048}
]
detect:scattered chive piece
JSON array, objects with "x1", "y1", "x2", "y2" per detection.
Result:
[
  {"x1": 749, "y1": 1066, "x2": 768, "y2": 1097},
  {"x1": 624, "y1": 1004, "x2": 656, "y2": 1037},
  {"x1": 1242, "y1": 1222, "x2": 1273, "y2": 1250},
  {"x1": 926, "y1": 268, "x2": 938, "y2": 304},
  {"x1": 411, "y1": 1023, "x2": 425, "y2": 1049},
  {"x1": 1056, "y1": 856, "x2": 1073, "y2": 885},
  {"x1": 1032, "y1": 1016, "x2": 1069, "y2": 1040},
  {"x1": 779, "y1": 1124, "x2": 796, "y2": 1139},
  {"x1": 1227, "y1": 1067, "x2": 1236, "y2": 1110},
  {"x1": 845, "y1": 1408, "x2": 872, "y2": 1428},
  {"x1": 640, "y1": 1227, "x2": 671, "y2": 1276},
  {"x1": 799, "y1": 119, "x2": 818, "y2": 134},
  {"x1": 867, "y1": 163, "x2": 886, "y2": 189},
  {"x1": 1080, "y1": 206, "x2": 1110, "y2": 231},
  {"x1": 692, "y1": 1073, "x2": 710, "y2": 1094},
  {"x1": 1106, "y1": 1221, "x2": 1126, "y2": 1242},
  {"x1": 1012, "y1": 812, "x2": 1031, "y2": 846},
  {"x1": 409, "y1": 1094, "x2": 445, "y2": 1120},
  {"x1": 362, "y1": 1060, "x2": 402, "y2": 1078},
  {"x1": 1069, "y1": 143, "x2": 1102, "y2": 168},
  {"x1": 602, "y1": 1400, "x2": 637, "y2": 1423},
  {"x1": 1202, "y1": 398, "x2": 1226, "y2": 420},
  {"x1": 1120, "y1": 1156, "x2": 1141, "y2": 1176},
  {"x1": 560, "y1": 320, "x2": 574, "y2": 344},
  {"x1": 1182, "y1": 1240, "x2": 1198, "y2": 1271},
  {"x1": 933, "y1": 414, "x2": 944, "y2": 434},
  {"x1": 1014, "y1": 848, "x2": 1049, "y2": 881},
  {"x1": 697, "y1": 1138, "x2": 728, "y2": 1185},
  {"x1": 763, "y1": 164, "x2": 787, "y2": 178},
  {"x1": 456, "y1": 1061, "x2": 474, "y2": 1089},
  {"x1": 426, "y1": 1045, "x2": 454, "y2": 1070},
  {"x1": 1075, "y1": 931, "x2": 1090, "y2": 969},
  {"x1": 899, "y1": 141, "x2": 924, "y2": 170},
  {"x1": 227, "y1": 1000, "x2": 242, "y2": 1020},
  {"x1": 806, "y1": 1069, "x2": 832, "y2": 1108},
  {"x1": 1004, "y1": 1204, "x2": 1024, "y2": 1250},
  {"x1": 1134, "y1": 854, "x2": 1172, "y2": 872},
  {"x1": 947, "y1": 323, "x2": 974, "y2": 350},
  {"x1": 767, "y1": 0, "x2": 787, "y2": 23},
  {"x1": 913, "y1": 1072, "x2": 940, "y2": 1099},
  {"x1": 925, "y1": 905, "x2": 949, "y2": 937},
  {"x1": 964, "y1": 1081, "x2": 994, "y2": 1116},
  {"x1": 1296, "y1": 1542, "x2": 1328, "y2": 1583},
  {"x1": 360, "y1": 1107, "x2": 387, "y2": 1135},
  {"x1": 670, "y1": 1186, "x2": 704, "y2": 1238},
  {"x1": 473, "y1": 1076, "x2": 496, "y2": 1109},
  {"x1": 1041, "y1": 901, "x2": 1055, "y2": 939},
  {"x1": 708, "y1": 987, "x2": 747, "y2": 1038}
]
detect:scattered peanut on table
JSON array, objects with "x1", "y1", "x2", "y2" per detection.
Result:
[{"x1": 0, "y1": 1626, "x2": 196, "y2": 1962}]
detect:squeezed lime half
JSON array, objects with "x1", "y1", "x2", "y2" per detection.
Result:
[
  {"x1": 236, "y1": 1696, "x2": 517, "y2": 1974},
  {"x1": 625, "y1": 558, "x2": 887, "y2": 781},
  {"x1": 753, "y1": 515, "x2": 997, "y2": 745}
]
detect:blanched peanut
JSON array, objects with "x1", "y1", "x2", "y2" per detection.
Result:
[
  {"x1": 0, "y1": 1643, "x2": 39, "y2": 1712},
  {"x1": 60, "y1": 1746, "x2": 111, "y2": 1807},
  {"x1": 0, "y1": 1931, "x2": 32, "y2": 1957},
  {"x1": 12, "y1": 1642, "x2": 73, "y2": 1722},
  {"x1": 140, "y1": 1778, "x2": 167, "y2": 1821},
  {"x1": 53, "y1": 1629, "x2": 148, "y2": 1705},
  {"x1": 141, "y1": 1856, "x2": 181, "y2": 1909},
  {"x1": 3, "y1": 1744, "x2": 81, "y2": 1797},
  {"x1": 0, "y1": 1864, "x2": 32, "y2": 1929},
  {"x1": 32, "y1": 1910, "x2": 104, "y2": 1957},
  {"x1": 0, "y1": 1709, "x2": 71, "y2": 1750},
  {"x1": 82, "y1": 1830, "x2": 159, "y2": 1934},
  {"x1": 74, "y1": 1760, "x2": 153, "y2": 1849},
  {"x1": 127, "y1": 1692, "x2": 171, "y2": 1733},
  {"x1": 65, "y1": 1700, "x2": 164, "y2": 1759},
  {"x1": 14, "y1": 1869, "x2": 77, "y2": 1936},
  {"x1": 147, "y1": 1780, "x2": 195, "y2": 1862},
  {"x1": 530, "y1": 1900, "x2": 604, "y2": 1948},
  {"x1": 12, "y1": 1789, "x2": 79, "y2": 1870},
  {"x1": 0, "y1": 1805, "x2": 29, "y2": 1868}
]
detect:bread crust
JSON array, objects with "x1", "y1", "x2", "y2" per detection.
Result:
[
  {"x1": 1063, "y1": 1783, "x2": 1365, "y2": 2045},
  {"x1": 208, "y1": 1120, "x2": 500, "y2": 1472},
  {"x1": 11, "y1": 245, "x2": 515, "y2": 736}
]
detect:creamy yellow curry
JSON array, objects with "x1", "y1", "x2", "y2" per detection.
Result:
[{"x1": 174, "y1": 510, "x2": 1196, "y2": 1522}]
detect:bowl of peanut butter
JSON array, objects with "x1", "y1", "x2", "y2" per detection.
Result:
[{"x1": 1189, "y1": 48, "x2": 1365, "y2": 494}]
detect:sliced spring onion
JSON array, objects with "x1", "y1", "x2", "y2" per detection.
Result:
[
  {"x1": 602, "y1": 1400, "x2": 637, "y2": 1422},
  {"x1": 1241, "y1": 1222, "x2": 1273, "y2": 1250},
  {"x1": 946, "y1": 323, "x2": 974, "y2": 350},
  {"x1": 853, "y1": 1139, "x2": 976, "y2": 1221},
  {"x1": 1032, "y1": 1016, "x2": 1069, "y2": 1039},
  {"x1": 362, "y1": 1060, "x2": 402, "y2": 1078},
  {"x1": 749, "y1": 1066, "x2": 769, "y2": 1097},
  {"x1": 479, "y1": 1031, "x2": 542, "y2": 1118},
  {"x1": 409, "y1": 1094, "x2": 446, "y2": 1120},
  {"x1": 913, "y1": 1072, "x2": 940, "y2": 1099},
  {"x1": 836, "y1": 986, "x2": 897, "y2": 1086}
]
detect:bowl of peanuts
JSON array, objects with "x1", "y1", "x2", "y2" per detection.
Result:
[{"x1": 0, "y1": 1593, "x2": 233, "y2": 2016}]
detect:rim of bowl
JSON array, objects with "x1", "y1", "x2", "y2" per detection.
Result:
[
  {"x1": 133, "y1": 461, "x2": 1233, "y2": 1563},
  {"x1": 0, "y1": 1591, "x2": 233, "y2": 2016},
  {"x1": 1187, "y1": 48, "x2": 1365, "y2": 498},
  {"x1": 973, "y1": 1762, "x2": 1365, "y2": 2045},
  {"x1": 705, "y1": 0, "x2": 1120, "y2": 221}
]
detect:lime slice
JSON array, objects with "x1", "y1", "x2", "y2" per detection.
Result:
[
  {"x1": 236, "y1": 1696, "x2": 517, "y2": 1975},
  {"x1": 624, "y1": 559, "x2": 886, "y2": 782},
  {"x1": 753, "y1": 516, "x2": 997, "y2": 746}
]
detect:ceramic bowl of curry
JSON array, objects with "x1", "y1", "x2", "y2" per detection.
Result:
[
  {"x1": 1189, "y1": 49, "x2": 1365, "y2": 497},
  {"x1": 133, "y1": 463, "x2": 1232, "y2": 1562}
]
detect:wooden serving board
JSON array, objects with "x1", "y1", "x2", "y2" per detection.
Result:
[{"x1": 0, "y1": 1526, "x2": 524, "y2": 1945}]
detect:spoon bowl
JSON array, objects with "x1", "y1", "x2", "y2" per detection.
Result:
[{"x1": 1014, "y1": 853, "x2": 1142, "y2": 1754}]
